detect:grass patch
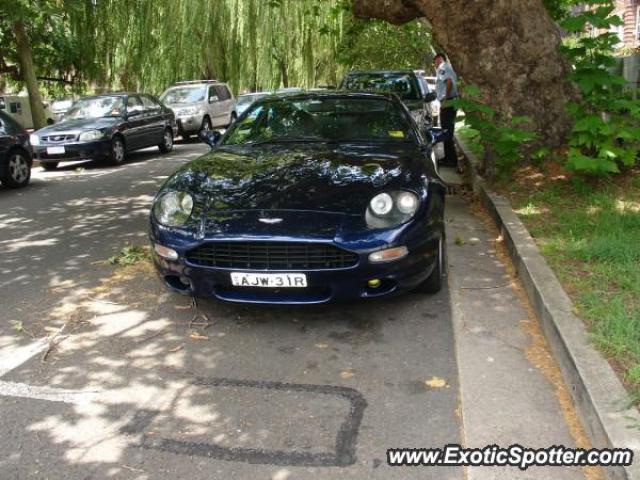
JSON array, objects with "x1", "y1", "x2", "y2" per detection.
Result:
[
  {"x1": 457, "y1": 130, "x2": 640, "y2": 406},
  {"x1": 108, "y1": 244, "x2": 151, "y2": 266},
  {"x1": 506, "y1": 169, "x2": 640, "y2": 407}
]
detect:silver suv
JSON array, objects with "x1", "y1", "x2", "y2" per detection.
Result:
[{"x1": 160, "y1": 81, "x2": 236, "y2": 139}]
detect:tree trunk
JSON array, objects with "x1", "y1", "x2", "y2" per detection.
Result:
[
  {"x1": 353, "y1": 0, "x2": 577, "y2": 152},
  {"x1": 13, "y1": 20, "x2": 46, "y2": 130}
]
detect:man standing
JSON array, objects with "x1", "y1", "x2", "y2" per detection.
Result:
[{"x1": 434, "y1": 53, "x2": 459, "y2": 169}]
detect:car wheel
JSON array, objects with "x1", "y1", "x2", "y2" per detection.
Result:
[
  {"x1": 42, "y1": 162, "x2": 59, "y2": 171},
  {"x1": 200, "y1": 116, "x2": 212, "y2": 133},
  {"x1": 158, "y1": 128, "x2": 174, "y2": 153},
  {"x1": 2, "y1": 150, "x2": 31, "y2": 188},
  {"x1": 107, "y1": 136, "x2": 126, "y2": 165},
  {"x1": 415, "y1": 234, "x2": 445, "y2": 294}
]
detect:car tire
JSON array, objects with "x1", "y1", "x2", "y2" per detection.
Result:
[
  {"x1": 2, "y1": 149, "x2": 31, "y2": 188},
  {"x1": 228, "y1": 112, "x2": 237, "y2": 127},
  {"x1": 107, "y1": 136, "x2": 126, "y2": 165},
  {"x1": 415, "y1": 234, "x2": 445, "y2": 294},
  {"x1": 158, "y1": 128, "x2": 174, "y2": 153},
  {"x1": 200, "y1": 116, "x2": 212, "y2": 133},
  {"x1": 42, "y1": 162, "x2": 59, "y2": 171}
]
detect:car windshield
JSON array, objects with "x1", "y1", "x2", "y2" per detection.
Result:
[
  {"x1": 64, "y1": 96, "x2": 125, "y2": 120},
  {"x1": 52, "y1": 99, "x2": 74, "y2": 111},
  {"x1": 160, "y1": 87, "x2": 205, "y2": 104},
  {"x1": 237, "y1": 94, "x2": 266, "y2": 107},
  {"x1": 341, "y1": 73, "x2": 421, "y2": 101},
  {"x1": 223, "y1": 96, "x2": 415, "y2": 146}
]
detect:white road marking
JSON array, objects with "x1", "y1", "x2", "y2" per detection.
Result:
[
  {"x1": 0, "y1": 380, "x2": 99, "y2": 405},
  {"x1": 0, "y1": 338, "x2": 49, "y2": 378}
]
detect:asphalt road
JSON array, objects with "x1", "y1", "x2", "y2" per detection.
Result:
[{"x1": 0, "y1": 142, "x2": 588, "y2": 480}]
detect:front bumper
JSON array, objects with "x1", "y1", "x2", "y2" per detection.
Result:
[
  {"x1": 176, "y1": 113, "x2": 204, "y2": 135},
  {"x1": 33, "y1": 139, "x2": 111, "y2": 163},
  {"x1": 150, "y1": 233, "x2": 440, "y2": 305}
]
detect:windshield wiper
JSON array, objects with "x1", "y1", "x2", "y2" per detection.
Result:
[{"x1": 247, "y1": 137, "x2": 328, "y2": 146}]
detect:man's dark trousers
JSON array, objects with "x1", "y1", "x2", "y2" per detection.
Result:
[{"x1": 440, "y1": 106, "x2": 457, "y2": 167}]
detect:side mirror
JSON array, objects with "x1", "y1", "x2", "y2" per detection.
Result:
[
  {"x1": 209, "y1": 95, "x2": 219, "y2": 104},
  {"x1": 424, "y1": 91, "x2": 437, "y2": 102},
  {"x1": 198, "y1": 129, "x2": 222, "y2": 148},
  {"x1": 428, "y1": 127, "x2": 448, "y2": 145}
]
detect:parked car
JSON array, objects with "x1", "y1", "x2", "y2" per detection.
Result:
[
  {"x1": 50, "y1": 97, "x2": 77, "y2": 122},
  {"x1": 236, "y1": 92, "x2": 269, "y2": 116},
  {"x1": 149, "y1": 92, "x2": 447, "y2": 305},
  {"x1": 416, "y1": 74, "x2": 440, "y2": 126},
  {"x1": 0, "y1": 94, "x2": 55, "y2": 129},
  {"x1": 159, "y1": 81, "x2": 236, "y2": 139},
  {"x1": 339, "y1": 70, "x2": 436, "y2": 132},
  {"x1": 0, "y1": 110, "x2": 33, "y2": 188},
  {"x1": 30, "y1": 92, "x2": 177, "y2": 170},
  {"x1": 275, "y1": 87, "x2": 305, "y2": 94}
]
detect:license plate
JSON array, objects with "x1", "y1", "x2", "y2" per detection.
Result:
[
  {"x1": 230, "y1": 272, "x2": 307, "y2": 288},
  {"x1": 46, "y1": 146, "x2": 65, "y2": 155}
]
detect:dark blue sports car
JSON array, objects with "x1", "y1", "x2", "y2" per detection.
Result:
[{"x1": 149, "y1": 92, "x2": 446, "y2": 304}]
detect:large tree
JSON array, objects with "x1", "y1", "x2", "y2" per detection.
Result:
[{"x1": 353, "y1": 0, "x2": 577, "y2": 149}]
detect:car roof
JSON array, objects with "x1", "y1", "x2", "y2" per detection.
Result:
[
  {"x1": 254, "y1": 91, "x2": 403, "y2": 103},
  {"x1": 345, "y1": 70, "x2": 418, "y2": 76}
]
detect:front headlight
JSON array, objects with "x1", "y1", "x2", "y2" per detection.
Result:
[
  {"x1": 366, "y1": 191, "x2": 420, "y2": 229},
  {"x1": 153, "y1": 191, "x2": 194, "y2": 227},
  {"x1": 78, "y1": 130, "x2": 104, "y2": 142},
  {"x1": 29, "y1": 134, "x2": 40, "y2": 146}
]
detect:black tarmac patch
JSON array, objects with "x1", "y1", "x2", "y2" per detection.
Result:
[{"x1": 125, "y1": 377, "x2": 367, "y2": 467}]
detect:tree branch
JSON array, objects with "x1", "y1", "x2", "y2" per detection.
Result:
[{"x1": 352, "y1": 0, "x2": 423, "y2": 25}]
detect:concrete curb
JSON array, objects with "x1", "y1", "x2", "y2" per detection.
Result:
[{"x1": 455, "y1": 135, "x2": 640, "y2": 480}]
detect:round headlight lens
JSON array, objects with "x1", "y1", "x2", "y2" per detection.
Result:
[
  {"x1": 29, "y1": 134, "x2": 40, "y2": 146},
  {"x1": 366, "y1": 190, "x2": 421, "y2": 229},
  {"x1": 397, "y1": 191, "x2": 418, "y2": 215},
  {"x1": 153, "y1": 191, "x2": 194, "y2": 227},
  {"x1": 370, "y1": 193, "x2": 393, "y2": 216},
  {"x1": 78, "y1": 129, "x2": 104, "y2": 142}
]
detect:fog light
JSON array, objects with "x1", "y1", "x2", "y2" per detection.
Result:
[
  {"x1": 367, "y1": 279, "x2": 382, "y2": 288},
  {"x1": 154, "y1": 243, "x2": 178, "y2": 260},
  {"x1": 368, "y1": 246, "x2": 409, "y2": 263}
]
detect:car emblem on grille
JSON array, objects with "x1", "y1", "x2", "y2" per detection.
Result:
[{"x1": 259, "y1": 217, "x2": 283, "y2": 224}]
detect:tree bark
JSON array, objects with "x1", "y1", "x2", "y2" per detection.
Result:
[
  {"x1": 13, "y1": 20, "x2": 46, "y2": 130},
  {"x1": 353, "y1": 0, "x2": 577, "y2": 152}
]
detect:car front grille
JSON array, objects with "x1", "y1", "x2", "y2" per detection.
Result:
[
  {"x1": 42, "y1": 134, "x2": 77, "y2": 143},
  {"x1": 185, "y1": 242, "x2": 358, "y2": 270}
]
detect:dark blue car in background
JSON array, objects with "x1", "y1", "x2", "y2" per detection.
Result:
[
  {"x1": 30, "y1": 93, "x2": 177, "y2": 170},
  {"x1": 150, "y1": 92, "x2": 446, "y2": 305}
]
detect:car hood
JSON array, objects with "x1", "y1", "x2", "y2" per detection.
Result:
[
  {"x1": 37, "y1": 117, "x2": 119, "y2": 134},
  {"x1": 163, "y1": 143, "x2": 424, "y2": 215},
  {"x1": 163, "y1": 101, "x2": 199, "y2": 109}
]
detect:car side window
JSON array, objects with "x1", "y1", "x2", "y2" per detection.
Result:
[
  {"x1": 0, "y1": 112, "x2": 19, "y2": 135},
  {"x1": 141, "y1": 95, "x2": 161, "y2": 112},
  {"x1": 208, "y1": 86, "x2": 218, "y2": 103},
  {"x1": 215, "y1": 85, "x2": 230, "y2": 101},
  {"x1": 126, "y1": 96, "x2": 144, "y2": 115}
]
